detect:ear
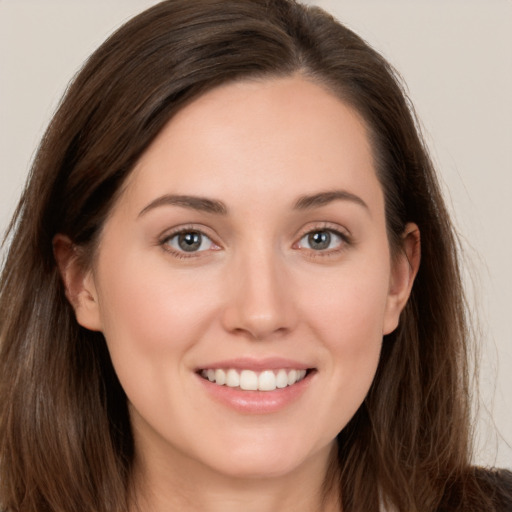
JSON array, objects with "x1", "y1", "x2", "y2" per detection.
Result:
[
  {"x1": 383, "y1": 223, "x2": 421, "y2": 335},
  {"x1": 53, "y1": 234, "x2": 102, "y2": 331}
]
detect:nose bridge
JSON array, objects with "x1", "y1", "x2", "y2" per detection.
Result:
[{"x1": 222, "y1": 238, "x2": 296, "y2": 339}]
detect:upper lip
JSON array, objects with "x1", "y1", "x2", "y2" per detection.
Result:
[{"x1": 196, "y1": 357, "x2": 313, "y2": 372}]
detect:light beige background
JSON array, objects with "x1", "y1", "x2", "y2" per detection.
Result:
[{"x1": 0, "y1": 0, "x2": 510, "y2": 468}]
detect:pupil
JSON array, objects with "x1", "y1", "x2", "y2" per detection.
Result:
[
  {"x1": 308, "y1": 231, "x2": 330, "y2": 250},
  {"x1": 178, "y1": 232, "x2": 201, "y2": 252}
]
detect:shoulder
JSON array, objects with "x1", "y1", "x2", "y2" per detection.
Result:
[
  {"x1": 473, "y1": 467, "x2": 512, "y2": 511},
  {"x1": 439, "y1": 467, "x2": 512, "y2": 512}
]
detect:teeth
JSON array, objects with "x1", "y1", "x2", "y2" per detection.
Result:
[
  {"x1": 200, "y1": 368, "x2": 308, "y2": 391},
  {"x1": 214, "y1": 369, "x2": 226, "y2": 385},
  {"x1": 240, "y1": 370, "x2": 258, "y2": 390},
  {"x1": 276, "y1": 369, "x2": 289, "y2": 389},
  {"x1": 258, "y1": 370, "x2": 276, "y2": 391},
  {"x1": 226, "y1": 369, "x2": 240, "y2": 387},
  {"x1": 287, "y1": 369, "x2": 297, "y2": 385}
]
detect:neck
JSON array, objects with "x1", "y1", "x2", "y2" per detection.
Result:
[{"x1": 130, "y1": 442, "x2": 341, "y2": 512}]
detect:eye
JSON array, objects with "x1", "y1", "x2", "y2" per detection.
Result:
[
  {"x1": 163, "y1": 230, "x2": 217, "y2": 254},
  {"x1": 297, "y1": 229, "x2": 345, "y2": 251}
]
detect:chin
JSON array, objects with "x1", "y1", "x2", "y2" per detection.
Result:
[
  {"x1": 195, "y1": 433, "x2": 334, "y2": 482},
  {"x1": 206, "y1": 454, "x2": 308, "y2": 480}
]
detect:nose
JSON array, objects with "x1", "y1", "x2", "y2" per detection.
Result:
[{"x1": 221, "y1": 247, "x2": 298, "y2": 340}]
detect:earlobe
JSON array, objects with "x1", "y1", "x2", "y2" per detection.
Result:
[
  {"x1": 383, "y1": 223, "x2": 421, "y2": 335},
  {"x1": 53, "y1": 234, "x2": 103, "y2": 332}
]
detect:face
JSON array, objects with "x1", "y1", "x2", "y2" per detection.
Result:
[{"x1": 69, "y1": 76, "x2": 417, "y2": 482}]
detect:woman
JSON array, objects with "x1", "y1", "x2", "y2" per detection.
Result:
[{"x1": 0, "y1": 1, "x2": 510, "y2": 511}]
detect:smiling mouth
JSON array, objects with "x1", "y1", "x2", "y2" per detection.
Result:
[{"x1": 198, "y1": 368, "x2": 313, "y2": 392}]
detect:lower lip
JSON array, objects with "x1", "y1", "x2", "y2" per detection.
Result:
[{"x1": 196, "y1": 371, "x2": 315, "y2": 414}]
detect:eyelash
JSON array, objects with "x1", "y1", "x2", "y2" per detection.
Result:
[
  {"x1": 294, "y1": 224, "x2": 351, "y2": 259},
  {"x1": 159, "y1": 225, "x2": 220, "y2": 259},
  {"x1": 158, "y1": 224, "x2": 351, "y2": 260}
]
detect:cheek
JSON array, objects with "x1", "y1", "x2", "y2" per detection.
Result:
[
  {"x1": 93, "y1": 252, "x2": 228, "y2": 447},
  {"x1": 300, "y1": 253, "x2": 391, "y2": 344},
  {"x1": 94, "y1": 250, "x2": 224, "y2": 387},
  {"x1": 98, "y1": 253, "x2": 213, "y2": 336},
  {"x1": 296, "y1": 254, "x2": 390, "y2": 415}
]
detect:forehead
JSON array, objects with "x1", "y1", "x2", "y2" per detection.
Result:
[{"x1": 120, "y1": 75, "x2": 383, "y2": 216}]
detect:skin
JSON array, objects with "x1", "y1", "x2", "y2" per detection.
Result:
[{"x1": 56, "y1": 75, "x2": 420, "y2": 512}]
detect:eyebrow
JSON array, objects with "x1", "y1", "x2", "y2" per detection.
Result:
[
  {"x1": 138, "y1": 189, "x2": 368, "y2": 218},
  {"x1": 138, "y1": 194, "x2": 228, "y2": 217},
  {"x1": 293, "y1": 190, "x2": 369, "y2": 211}
]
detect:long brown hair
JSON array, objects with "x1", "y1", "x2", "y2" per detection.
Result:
[{"x1": 0, "y1": 1, "x2": 509, "y2": 511}]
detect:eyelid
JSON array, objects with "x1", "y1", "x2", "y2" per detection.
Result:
[
  {"x1": 294, "y1": 222, "x2": 352, "y2": 242},
  {"x1": 292, "y1": 222, "x2": 352, "y2": 255},
  {"x1": 158, "y1": 224, "x2": 222, "y2": 257},
  {"x1": 156, "y1": 221, "x2": 352, "y2": 259}
]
